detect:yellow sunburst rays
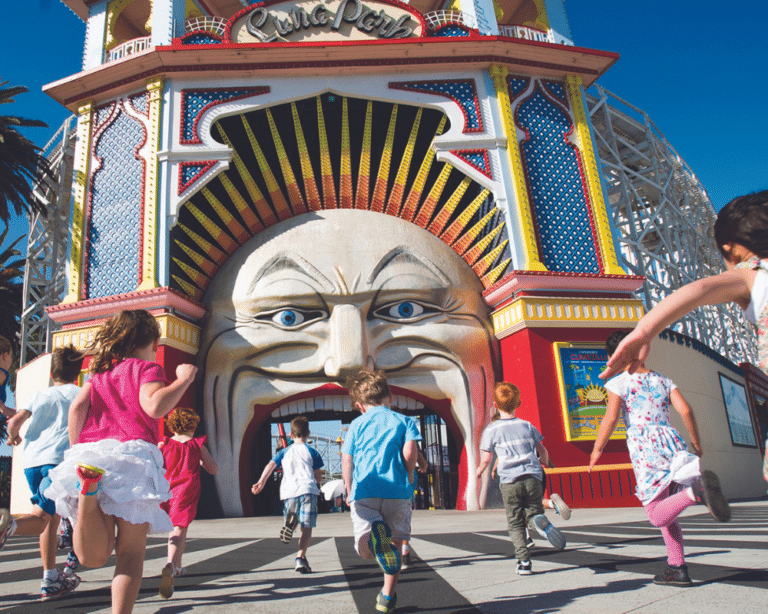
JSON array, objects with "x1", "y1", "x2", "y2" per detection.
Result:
[
  {"x1": 266, "y1": 108, "x2": 306, "y2": 215},
  {"x1": 475, "y1": 241, "x2": 510, "y2": 285},
  {"x1": 339, "y1": 97, "x2": 353, "y2": 208},
  {"x1": 385, "y1": 108, "x2": 422, "y2": 217},
  {"x1": 413, "y1": 163, "x2": 452, "y2": 229},
  {"x1": 427, "y1": 176, "x2": 471, "y2": 236},
  {"x1": 240, "y1": 116, "x2": 292, "y2": 222},
  {"x1": 316, "y1": 97, "x2": 337, "y2": 209},
  {"x1": 216, "y1": 125, "x2": 277, "y2": 228},
  {"x1": 217, "y1": 174, "x2": 264, "y2": 235},
  {"x1": 400, "y1": 116, "x2": 447, "y2": 222},
  {"x1": 185, "y1": 201, "x2": 239, "y2": 255},
  {"x1": 172, "y1": 223, "x2": 229, "y2": 300},
  {"x1": 354, "y1": 101, "x2": 373, "y2": 209},
  {"x1": 290, "y1": 102, "x2": 322, "y2": 212},
  {"x1": 201, "y1": 187, "x2": 250, "y2": 244},
  {"x1": 439, "y1": 188, "x2": 489, "y2": 247},
  {"x1": 370, "y1": 104, "x2": 399, "y2": 213}
]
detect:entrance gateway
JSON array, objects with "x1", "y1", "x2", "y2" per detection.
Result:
[{"x1": 37, "y1": 0, "x2": 649, "y2": 516}]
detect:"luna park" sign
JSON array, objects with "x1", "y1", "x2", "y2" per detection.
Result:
[{"x1": 229, "y1": 0, "x2": 423, "y2": 43}]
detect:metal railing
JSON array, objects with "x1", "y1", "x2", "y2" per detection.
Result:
[
  {"x1": 184, "y1": 16, "x2": 228, "y2": 37},
  {"x1": 106, "y1": 35, "x2": 152, "y2": 62},
  {"x1": 423, "y1": 10, "x2": 477, "y2": 31},
  {"x1": 498, "y1": 24, "x2": 555, "y2": 43}
]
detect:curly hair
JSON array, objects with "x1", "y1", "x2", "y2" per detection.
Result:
[
  {"x1": 494, "y1": 382, "x2": 521, "y2": 414},
  {"x1": 88, "y1": 310, "x2": 161, "y2": 374},
  {"x1": 346, "y1": 369, "x2": 390, "y2": 409},
  {"x1": 165, "y1": 407, "x2": 200, "y2": 435},
  {"x1": 51, "y1": 345, "x2": 84, "y2": 383}
]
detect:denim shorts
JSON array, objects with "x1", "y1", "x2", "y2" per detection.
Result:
[{"x1": 24, "y1": 464, "x2": 58, "y2": 516}]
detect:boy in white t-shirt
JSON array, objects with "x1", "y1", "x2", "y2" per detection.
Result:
[
  {"x1": 252, "y1": 415, "x2": 324, "y2": 573},
  {"x1": 0, "y1": 345, "x2": 84, "y2": 601}
]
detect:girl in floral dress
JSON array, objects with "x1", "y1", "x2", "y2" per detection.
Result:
[
  {"x1": 600, "y1": 190, "x2": 768, "y2": 481},
  {"x1": 590, "y1": 331, "x2": 730, "y2": 587}
]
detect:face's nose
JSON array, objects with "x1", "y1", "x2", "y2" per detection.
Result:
[{"x1": 324, "y1": 304, "x2": 370, "y2": 380}]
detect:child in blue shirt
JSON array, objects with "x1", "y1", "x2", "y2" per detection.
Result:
[
  {"x1": 342, "y1": 370, "x2": 421, "y2": 614},
  {"x1": 0, "y1": 344, "x2": 84, "y2": 601},
  {"x1": 252, "y1": 415, "x2": 324, "y2": 573}
]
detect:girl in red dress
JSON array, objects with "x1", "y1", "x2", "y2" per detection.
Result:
[{"x1": 158, "y1": 407, "x2": 218, "y2": 599}]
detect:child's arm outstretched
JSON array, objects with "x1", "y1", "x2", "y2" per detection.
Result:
[
  {"x1": 670, "y1": 389, "x2": 703, "y2": 457},
  {"x1": 200, "y1": 445, "x2": 219, "y2": 475},
  {"x1": 251, "y1": 461, "x2": 277, "y2": 495},
  {"x1": 588, "y1": 392, "x2": 622, "y2": 470},
  {"x1": 601, "y1": 270, "x2": 754, "y2": 379},
  {"x1": 6, "y1": 408, "x2": 30, "y2": 446},
  {"x1": 139, "y1": 364, "x2": 197, "y2": 419}
]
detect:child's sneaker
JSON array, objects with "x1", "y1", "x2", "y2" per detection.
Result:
[
  {"x1": 516, "y1": 559, "x2": 532, "y2": 575},
  {"x1": 63, "y1": 550, "x2": 79, "y2": 576},
  {"x1": 653, "y1": 563, "x2": 693, "y2": 587},
  {"x1": 696, "y1": 470, "x2": 731, "y2": 522},
  {"x1": 58, "y1": 518, "x2": 73, "y2": 550},
  {"x1": 295, "y1": 556, "x2": 312, "y2": 573},
  {"x1": 401, "y1": 545, "x2": 412, "y2": 568},
  {"x1": 280, "y1": 511, "x2": 298, "y2": 544},
  {"x1": 375, "y1": 591, "x2": 397, "y2": 613},
  {"x1": 369, "y1": 520, "x2": 401, "y2": 575},
  {"x1": 0, "y1": 509, "x2": 13, "y2": 550},
  {"x1": 531, "y1": 514, "x2": 566, "y2": 550},
  {"x1": 159, "y1": 562, "x2": 174, "y2": 599},
  {"x1": 171, "y1": 565, "x2": 186, "y2": 578},
  {"x1": 550, "y1": 493, "x2": 571, "y2": 520},
  {"x1": 41, "y1": 572, "x2": 80, "y2": 601}
]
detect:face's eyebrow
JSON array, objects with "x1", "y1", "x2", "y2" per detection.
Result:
[
  {"x1": 246, "y1": 252, "x2": 335, "y2": 295},
  {"x1": 366, "y1": 246, "x2": 450, "y2": 287}
]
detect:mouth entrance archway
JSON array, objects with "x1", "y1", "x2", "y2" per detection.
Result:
[{"x1": 240, "y1": 396, "x2": 462, "y2": 516}]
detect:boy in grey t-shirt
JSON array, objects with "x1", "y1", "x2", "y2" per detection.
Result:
[{"x1": 476, "y1": 381, "x2": 565, "y2": 575}]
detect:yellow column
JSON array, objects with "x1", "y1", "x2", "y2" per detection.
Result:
[
  {"x1": 62, "y1": 101, "x2": 94, "y2": 304},
  {"x1": 565, "y1": 75, "x2": 625, "y2": 275},
  {"x1": 489, "y1": 65, "x2": 547, "y2": 272},
  {"x1": 138, "y1": 76, "x2": 164, "y2": 291}
]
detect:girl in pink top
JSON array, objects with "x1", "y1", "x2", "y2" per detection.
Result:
[
  {"x1": 157, "y1": 407, "x2": 218, "y2": 599},
  {"x1": 46, "y1": 310, "x2": 197, "y2": 614}
]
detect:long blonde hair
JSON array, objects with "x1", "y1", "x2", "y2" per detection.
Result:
[{"x1": 88, "y1": 310, "x2": 160, "y2": 374}]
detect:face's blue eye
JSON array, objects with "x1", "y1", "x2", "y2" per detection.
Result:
[
  {"x1": 272, "y1": 309, "x2": 304, "y2": 327},
  {"x1": 387, "y1": 301, "x2": 424, "y2": 320}
]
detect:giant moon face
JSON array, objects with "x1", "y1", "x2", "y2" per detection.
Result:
[{"x1": 200, "y1": 209, "x2": 497, "y2": 515}]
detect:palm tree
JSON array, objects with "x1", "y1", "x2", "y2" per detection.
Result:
[
  {"x1": 0, "y1": 225, "x2": 24, "y2": 353},
  {"x1": 0, "y1": 79, "x2": 52, "y2": 226}
]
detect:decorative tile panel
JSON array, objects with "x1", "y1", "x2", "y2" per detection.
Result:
[
  {"x1": 451, "y1": 149, "x2": 492, "y2": 178},
  {"x1": 389, "y1": 80, "x2": 484, "y2": 133},
  {"x1": 180, "y1": 87, "x2": 270, "y2": 145},
  {"x1": 433, "y1": 26, "x2": 471, "y2": 37},
  {"x1": 179, "y1": 160, "x2": 217, "y2": 195}
]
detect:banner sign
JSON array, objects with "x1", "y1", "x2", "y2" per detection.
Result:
[
  {"x1": 553, "y1": 343, "x2": 626, "y2": 442},
  {"x1": 228, "y1": 0, "x2": 423, "y2": 44}
]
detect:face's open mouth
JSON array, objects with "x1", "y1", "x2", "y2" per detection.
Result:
[{"x1": 269, "y1": 392, "x2": 427, "y2": 417}]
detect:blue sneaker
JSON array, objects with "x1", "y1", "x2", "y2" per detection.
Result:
[
  {"x1": 376, "y1": 591, "x2": 397, "y2": 613},
  {"x1": 369, "y1": 521, "x2": 401, "y2": 575},
  {"x1": 531, "y1": 514, "x2": 566, "y2": 550}
]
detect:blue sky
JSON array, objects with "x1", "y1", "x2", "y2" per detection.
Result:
[{"x1": 2, "y1": 1, "x2": 766, "y2": 241}]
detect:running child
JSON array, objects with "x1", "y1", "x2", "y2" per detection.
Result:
[
  {"x1": 0, "y1": 335, "x2": 15, "y2": 421},
  {"x1": 251, "y1": 415, "x2": 323, "y2": 574},
  {"x1": 591, "y1": 330, "x2": 730, "y2": 586},
  {"x1": 158, "y1": 407, "x2": 218, "y2": 599},
  {"x1": 342, "y1": 370, "x2": 421, "y2": 613},
  {"x1": 0, "y1": 345, "x2": 84, "y2": 601},
  {"x1": 43, "y1": 309, "x2": 197, "y2": 614},
  {"x1": 601, "y1": 191, "x2": 768, "y2": 480},
  {"x1": 477, "y1": 382, "x2": 565, "y2": 576}
]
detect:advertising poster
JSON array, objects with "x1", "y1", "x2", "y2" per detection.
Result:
[{"x1": 554, "y1": 343, "x2": 626, "y2": 441}]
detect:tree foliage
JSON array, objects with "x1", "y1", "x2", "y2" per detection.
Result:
[
  {"x1": 0, "y1": 225, "x2": 24, "y2": 355},
  {"x1": 0, "y1": 79, "x2": 52, "y2": 225}
]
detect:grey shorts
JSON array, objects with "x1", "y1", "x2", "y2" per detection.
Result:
[{"x1": 350, "y1": 498, "x2": 412, "y2": 555}]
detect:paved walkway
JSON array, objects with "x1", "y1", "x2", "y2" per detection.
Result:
[{"x1": 1, "y1": 500, "x2": 766, "y2": 613}]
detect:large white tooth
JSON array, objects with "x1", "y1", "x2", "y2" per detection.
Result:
[
  {"x1": 314, "y1": 397, "x2": 325, "y2": 410},
  {"x1": 406, "y1": 397, "x2": 417, "y2": 410},
  {"x1": 331, "y1": 395, "x2": 343, "y2": 411},
  {"x1": 271, "y1": 408, "x2": 280, "y2": 417},
  {"x1": 280, "y1": 403, "x2": 291, "y2": 416},
  {"x1": 289, "y1": 400, "x2": 300, "y2": 414},
  {"x1": 415, "y1": 400, "x2": 424, "y2": 409},
  {"x1": 342, "y1": 396, "x2": 351, "y2": 411}
]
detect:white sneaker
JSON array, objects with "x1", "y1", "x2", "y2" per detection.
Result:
[
  {"x1": 531, "y1": 514, "x2": 566, "y2": 550},
  {"x1": 516, "y1": 560, "x2": 532, "y2": 575},
  {"x1": 550, "y1": 494, "x2": 571, "y2": 520}
]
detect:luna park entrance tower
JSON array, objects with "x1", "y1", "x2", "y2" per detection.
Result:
[{"x1": 43, "y1": 0, "x2": 645, "y2": 516}]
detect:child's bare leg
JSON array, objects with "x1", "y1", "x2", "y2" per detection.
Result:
[
  {"x1": 297, "y1": 527, "x2": 312, "y2": 559},
  {"x1": 112, "y1": 518, "x2": 148, "y2": 614},
  {"x1": 167, "y1": 526, "x2": 188, "y2": 569},
  {"x1": 381, "y1": 538, "x2": 403, "y2": 597},
  {"x1": 40, "y1": 513, "x2": 60, "y2": 571},
  {"x1": 74, "y1": 488, "x2": 115, "y2": 568}
]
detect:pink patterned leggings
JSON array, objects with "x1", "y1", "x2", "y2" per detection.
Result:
[{"x1": 643, "y1": 485, "x2": 696, "y2": 566}]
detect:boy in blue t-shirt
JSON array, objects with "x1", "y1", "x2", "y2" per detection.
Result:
[
  {"x1": 477, "y1": 381, "x2": 565, "y2": 576},
  {"x1": 342, "y1": 370, "x2": 421, "y2": 614},
  {"x1": 0, "y1": 344, "x2": 84, "y2": 601},
  {"x1": 252, "y1": 415, "x2": 324, "y2": 573}
]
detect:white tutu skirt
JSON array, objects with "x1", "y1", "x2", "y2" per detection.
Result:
[{"x1": 45, "y1": 439, "x2": 173, "y2": 534}]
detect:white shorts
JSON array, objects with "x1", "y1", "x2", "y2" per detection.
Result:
[{"x1": 350, "y1": 498, "x2": 412, "y2": 555}]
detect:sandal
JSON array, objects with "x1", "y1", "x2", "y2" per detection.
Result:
[{"x1": 76, "y1": 464, "x2": 105, "y2": 496}]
